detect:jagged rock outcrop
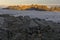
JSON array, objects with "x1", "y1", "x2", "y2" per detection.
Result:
[{"x1": 0, "y1": 14, "x2": 60, "y2": 40}]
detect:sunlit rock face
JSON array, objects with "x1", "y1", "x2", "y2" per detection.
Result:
[
  {"x1": 3, "y1": 5, "x2": 49, "y2": 11},
  {"x1": 0, "y1": 14, "x2": 60, "y2": 40},
  {"x1": 3, "y1": 4, "x2": 60, "y2": 11}
]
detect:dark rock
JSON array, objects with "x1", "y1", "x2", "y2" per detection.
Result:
[{"x1": 0, "y1": 14, "x2": 60, "y2": 40}]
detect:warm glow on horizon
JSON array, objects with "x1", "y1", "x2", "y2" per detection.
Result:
[{"x1": 0, "y1": 0, "x2": 60, "y2": 5}]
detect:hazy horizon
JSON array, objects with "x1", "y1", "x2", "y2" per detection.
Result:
[{"x1": 0, "y1": 0, "x2": 60, "y2": 5}]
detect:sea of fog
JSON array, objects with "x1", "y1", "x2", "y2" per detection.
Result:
[{"x1": 0, "y1": 9, "x2": 60, "y2": 22}]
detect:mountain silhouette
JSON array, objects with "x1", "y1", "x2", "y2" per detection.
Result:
[{"x1": 26, "y1": 7, "x2": 47, "y2": 11}]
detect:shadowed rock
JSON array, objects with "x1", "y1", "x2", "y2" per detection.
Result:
[{"x1": 0, "y1": 14, "x2": 60, "y2": 40}]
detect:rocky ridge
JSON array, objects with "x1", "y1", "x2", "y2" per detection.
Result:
[{"x1": 0, "y1": 14, "x2": 60, "y2": 40}]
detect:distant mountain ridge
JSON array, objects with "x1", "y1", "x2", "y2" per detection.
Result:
[{"x1": 3, "y1": 4, "x2": 60, "y2": 11}]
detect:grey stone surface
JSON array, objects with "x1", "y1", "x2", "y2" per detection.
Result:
[
  {"x1": 0, "y1": 14, "x2": 60, "y2": 40},
  {"x1": 0, "y1": 17, "x2": 5, "y2": 27}
]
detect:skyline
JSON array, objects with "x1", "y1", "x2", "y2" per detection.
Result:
[{"x1": 0, "y1": 0, "x2": 60, "y2": 5}]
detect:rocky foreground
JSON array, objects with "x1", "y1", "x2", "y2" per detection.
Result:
[{"x1": 0, "y1": 14, "x2": 60, "y2": 40}]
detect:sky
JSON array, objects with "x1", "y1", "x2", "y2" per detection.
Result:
[{"x1": 0, "y1": 0, "x2": 60, "y2": 5}]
